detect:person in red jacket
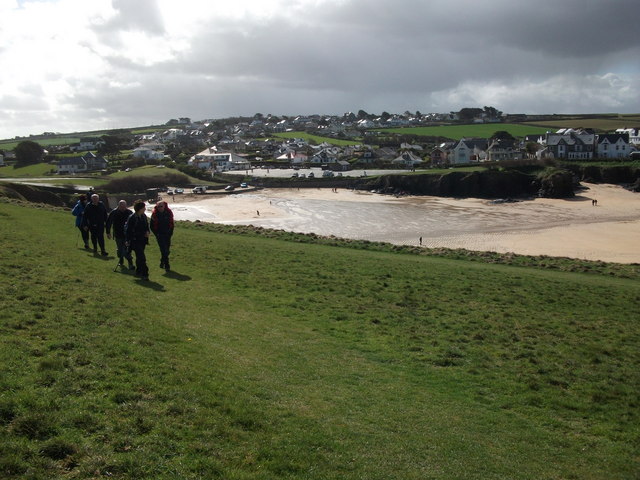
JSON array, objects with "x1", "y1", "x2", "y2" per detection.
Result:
[{"x1": 150, "y1": 200, "x2": 174, "y2": 271}]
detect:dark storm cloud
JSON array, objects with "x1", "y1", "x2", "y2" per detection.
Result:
[{"x1": 156, "y1": 0, "x2": 638, "y2": 104}]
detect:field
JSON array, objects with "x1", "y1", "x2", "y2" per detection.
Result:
[
  {"x1": 0, "y1": 163, "x2": 57, "y2": 178},
  {"x1": 378, "y1": 123, "x2": 550, "y2": 140},
  {"x1": 0, "y1": 199, "x2": 638, "y2": 479},
  {"x1": 522, "y1": 115, "x2": 640, "y2": 132},
  {"x1": 272, "y1": 132, "x2": 361, "y2": 146}
]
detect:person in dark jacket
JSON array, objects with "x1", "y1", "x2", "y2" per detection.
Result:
[
  {"x1": 71, "y1": 194, "x2": 90, "y2": 249},
  {"x1": 106, "y1": 200, "x2": 135, "y2": 270},
  {"x1": 125, "y1": 200, "x2": 150, "y2": 280},
  {"x1": 150, "y1": 200, "x2": 175, "y2": 271},
  {"x1": 82, "y1": 194, "x2": 109, "y2": 256}
]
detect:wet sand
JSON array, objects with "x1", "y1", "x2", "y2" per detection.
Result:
[{"x1": 160, "y1": 184, "x2": 640, "y2": 264}]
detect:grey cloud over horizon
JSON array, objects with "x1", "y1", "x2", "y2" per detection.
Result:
[{"x1": 1, "y1": 0, "x2": 639, "y2": 139}]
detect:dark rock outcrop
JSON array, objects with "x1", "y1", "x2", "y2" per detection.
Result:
[{"x1": 356, "y1": 169, "x2": 549, "y2": 199}]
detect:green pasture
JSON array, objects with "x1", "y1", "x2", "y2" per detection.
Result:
[
  {"x1": 523, "y1": 115, "x2": 640, "y2": 132},
  {"x1": 377, "y1": 123, "x2": 550, "y2": 140},
  {"x1": 273, "y1": 131, "x2": 361, "y2": 146},
  {"x1": 0, "y1": 163, "x2": 56, "y2": 178},
  {"x1": 0, "y1": 199, "x2": 638, "y2": 479}
]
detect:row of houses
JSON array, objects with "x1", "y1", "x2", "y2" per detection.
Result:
[{"x1": 432, "y1": 129, "x2": 637, "y2": 166}]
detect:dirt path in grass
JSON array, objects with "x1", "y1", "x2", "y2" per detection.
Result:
[{"x1": 159, "y1": 183, "x2": 640, "y2": 263}]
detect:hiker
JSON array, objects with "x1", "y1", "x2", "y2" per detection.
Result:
[
  {"x1": 106, "y1": 200, "x2": 135, "y2": 270},
  {"x1": 125, "y1": 200, "x2": 150, "y2": 280},
  {"x1": 71, "y1": 194, "x2": 90, "y2": 249},
  {"x1": 150, "y1": 200, "x2": 174, "y2": 271},
  {"x1": 82, "y1": 194, "x2": 109, "y2": 256}
]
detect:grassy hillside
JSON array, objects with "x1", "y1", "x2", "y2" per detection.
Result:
[
  {"x1": 523, "y1": 115, "x2": 640, "y2": 132},
  {"x1": 0, "y1": 163, "x2": 57, "y2": 178},
  {"x1": 0, "y1": 200, "x2": 639, "y2": 479},
  {"x1": 378, "y1": 123, "x2": 550, "y2": 140},
  {"x1": 272, "y1": 132, "x2": 361, "y2": 146}
]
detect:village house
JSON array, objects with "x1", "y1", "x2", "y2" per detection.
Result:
[
  {"x1": 486, "y1": 139, "x2": 522, "y2": 162},
  {"x1": 615, "y1": 128, "x2": 640, "y2": 146},
  {"x1": 132, "y1": 142, "x2": 165, "y2": 161},
  {"x1": 543, "y1": 129, "x2": 595, "y2": 160},
  {"x1": 57, "y1": 151, "x2": 108, "y2": 174},
  {"x1": 189, "y1": 147, "x2": 251, "y2": 172},
  {"x1": 452, "y1": 138, "x2": 488, "y2": 164},
  {"x1": 596, "y1": 133, "x2": 632, "y2": 159},
  {"x1": 392, "y1": 151, "x2": 423, "y2": 168}
]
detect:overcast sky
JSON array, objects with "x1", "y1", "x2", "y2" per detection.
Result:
[{"x1": 1, "y1": 0, "x2": 639, "y2": 140}]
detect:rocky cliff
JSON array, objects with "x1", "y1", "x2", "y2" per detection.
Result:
[{"x1": 355, "y1": 168, "x2": 576, "y2": 199}]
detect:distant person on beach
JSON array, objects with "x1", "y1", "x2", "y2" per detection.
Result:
[
  {"x1": 419, "y1": 236, "x2": 422, "y2": 246},
  {"x1": 106, "y1": 200, "x2": 134, "y2": 270},
  {"x1": 82, "y1": 194, "x2": 108, "y2": 256},
  {"x1": 71, "y1": 194, "x2": 89, "y2": 249},
  {"x1": 125, "y1": 200, "x2": 150, "y2": 280},
  {"x1": 150, "y1": 200, "x2": 174, "y2": 271}
]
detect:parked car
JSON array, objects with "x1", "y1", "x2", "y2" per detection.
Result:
[
  {"x1": 308, "y1": 172, "x2": 315, "y2": 178},
  {"x1": 291, "y1": 172, "x2": 299, "y2": 177},
  {"x1": 299, "y1": 173, "x2": 306, "y2": 178},
  {"x1": 322, "y1": 170, "x2": 334, "y2": 177},
  {"x1": 224, "y1": 185, "x2": 235, "y2": 191},
  {"x1": 174, "y1": 188, "x2": 184, "y2": 194},
  {"x1": 166, "y1": 189, "x2": 174, "y2": 195},
  {"x1": 240, "y1": 182, "x2": 248, "y2": 188},
  {"x1": 192, "y1": 186, "x2": 207, "y2": 194}
]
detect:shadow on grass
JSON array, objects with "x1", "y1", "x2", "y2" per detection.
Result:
[
  {"x1": 134, "y1": 278, "x2": 165, "y2": 291},
  {"x1": 163, "y1": 270, "x2": 191, "y2": 281}
]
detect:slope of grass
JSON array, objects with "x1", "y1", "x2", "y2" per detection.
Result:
[
  {"x1": 523, "y1": 115, "x2": 640, "y2": 132},
  {"x1": 0, "y1": 163, "x2": 56, "y2": 178},
  {"x1": 272, "y1": 132, "x2": 361, "y2": 146},
  {"x1": 0, "y1": 200, "x2": 638, "y2": 479},
  {"x1": 377, "y1": 124, "x2": 551, "y2": 140}
]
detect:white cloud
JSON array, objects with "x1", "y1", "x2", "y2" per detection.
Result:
[{"x1": 1, "y1": 0, "x2": 639, "y2": 139}]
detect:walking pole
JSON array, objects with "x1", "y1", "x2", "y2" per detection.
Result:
[{"x1": 113, "y1": 260, "x2": 121, "y2": 272}]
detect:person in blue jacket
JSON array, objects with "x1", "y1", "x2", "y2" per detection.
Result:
[{"x1": 71, "y1": 194, "x2": 90, "y2": 249}]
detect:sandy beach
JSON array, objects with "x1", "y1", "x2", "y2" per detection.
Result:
[{"x1": 160, "y1": 183, "x2": 640, "y2": 264}]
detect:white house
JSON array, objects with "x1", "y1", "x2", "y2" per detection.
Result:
[
  {"x1": 133, "y1": 144, "x2": 165, "y2": 161},
  {"x1": 56, "y1": 152, "x2": 108, "y2": 174},
  {"x1": 596, "y1": 133, "x2": 631, "y2": 159},
  {"x1": 392, "y1": 151, "x2": 423, "y2": 168},
  {"x1": 190, "y1": 147, "x2": 251, "y2": 171},
  {"x1": 452, "y1": 138, "x2": 488, "y2": 164},
  {"x1": 615, "y1": 128, "x2": 640, "y2": 146}
]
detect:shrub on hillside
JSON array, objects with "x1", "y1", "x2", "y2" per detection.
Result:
[{"x1": 102, "y1": 173, "x2": 191, "y2": 194}]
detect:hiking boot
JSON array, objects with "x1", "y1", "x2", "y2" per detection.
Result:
[
  {"x1": 128, "y1": 261, "x2": 135, "y2": 270},
  {"x1": 93, "y1": 247, "x2": 98, "y2": 253},
  {"x1": 160, "y1": 261, "x2": 165, "y2": 269},
  {"x1": 164, "y1": 262, "x2": 170, "y2": 271},
  {"x1": 84, "y1": 244, "x2": 90, "y2": 250},
  {"x1": 117, "y1": 259, "x2": 124, "y2": 266},
  {"x1": 101, "y1": 251, "x2": 108, "y2": 256}
]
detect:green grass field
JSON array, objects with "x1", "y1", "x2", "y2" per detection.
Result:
[
  {"x1": 377, "y1": 124, "x2": 551, "y2": 140},
  {"x1": 522, "y1": 115, "x2": 640, "y2": 132},
  {"x1": 273, "y1": 132, "x2": 361, "y2": 146},
  {"x1": 0, "y1": 163, "x2": 57, "y2": 178},
  {"x1": 0, "y1": 199, "x2": 638, "y2": 479}
]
